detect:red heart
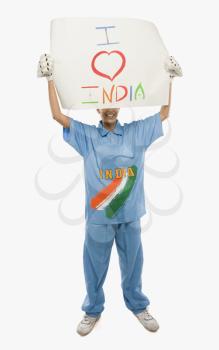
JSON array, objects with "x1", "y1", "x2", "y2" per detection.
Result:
[{"x1": 91, "y1": 50, "x2": 126, "y2": 81}]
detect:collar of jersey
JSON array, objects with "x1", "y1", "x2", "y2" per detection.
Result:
[{"x1": 97, "y1": 119, "x2": 123, "y2": 136}]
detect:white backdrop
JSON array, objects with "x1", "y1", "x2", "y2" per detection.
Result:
[{"x1": 1, "y1": 1, "x2": 219, "y2": 350}]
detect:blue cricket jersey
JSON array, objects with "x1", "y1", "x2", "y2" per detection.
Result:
[{"x1": 63, "y1": 112, "x2": 163, "y2": 224}]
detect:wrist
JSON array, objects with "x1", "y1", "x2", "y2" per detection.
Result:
[{"x1": 47, "y1": 75, "x2": 53, "y2": 82}]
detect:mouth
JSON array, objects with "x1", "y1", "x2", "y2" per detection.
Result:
[{"x1": 104, "y1": 112, "x2": 116, "y2": 118}]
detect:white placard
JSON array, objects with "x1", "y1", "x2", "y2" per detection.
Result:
[{"x1": 50, "y1": 17, "x2": 170, "y2": 109}]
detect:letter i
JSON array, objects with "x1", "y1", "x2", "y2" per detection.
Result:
[{"x1": 130, "y1": 85, "x2": 133, "y2": 101}]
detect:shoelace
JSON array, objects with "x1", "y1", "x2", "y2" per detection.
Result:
[
  {"x1": 81, "y1": 315, "x2": 93, "y2": 325},
  {"x1": 142, "y1": 310, "x2": 153, "y2": 320}
]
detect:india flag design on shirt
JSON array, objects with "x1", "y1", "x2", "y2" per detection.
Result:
[{"x1": 90, "y1": 165, "x2": 137, "y2": 218}]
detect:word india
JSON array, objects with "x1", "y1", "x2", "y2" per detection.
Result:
[
  {"x1": 99, "y1": 167, "x2": 135, "y2": 180},
  {"x1": 81, "y1": 25, "x2": 146, "y2": 105},
  {"x1": 81, "y1": 82, "x2": 145, "y2": 105}
]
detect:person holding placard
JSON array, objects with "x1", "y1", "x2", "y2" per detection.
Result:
[{"x1": 37, "y1": 53, "x2": 182, "y2": 336}]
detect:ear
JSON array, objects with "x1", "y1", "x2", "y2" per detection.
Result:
[{"x1": 96, "y1": 109, "x2": 100, "y2": 114}]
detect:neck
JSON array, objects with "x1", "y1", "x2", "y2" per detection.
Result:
[{"x1": 102, "y1": 120, "x2": 117, "y2": 131}]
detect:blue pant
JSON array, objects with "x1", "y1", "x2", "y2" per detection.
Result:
[{"x1": 82, "y1": 219, "x2": 150, "y2": 317}]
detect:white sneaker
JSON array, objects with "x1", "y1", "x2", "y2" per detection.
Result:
[
  {"x1": 135, "y1": 309, "x2": 159, "y2": 332},
  {"x1": 76, "y1": 314, "x2": 101, "y2": 336}
]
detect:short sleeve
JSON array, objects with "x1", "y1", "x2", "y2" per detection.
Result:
[
  {"x1": 63, "y1": 117, "x2": 90, "y2": 157},
  {"x1": 135, "y1": 112, "x2": 164, "y2": 149}
]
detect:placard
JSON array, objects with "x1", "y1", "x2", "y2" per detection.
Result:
[{"x1": 50, "y1": 17, "x2": 170, "y2": 109}]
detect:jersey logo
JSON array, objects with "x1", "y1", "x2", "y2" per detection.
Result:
[{"x1": 90, "y1": 165, "x2": 137, "y2": 218}]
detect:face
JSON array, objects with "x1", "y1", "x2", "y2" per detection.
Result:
[{"x1": 97, "y1": 108, "x2": 120, "y2": 125}]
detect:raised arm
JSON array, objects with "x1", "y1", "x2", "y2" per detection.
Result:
[
  {"x1": 160, "y1": 81, "x2": 172, "y2": 121},
  {"x1": 48, "y1": 80, "x2": 70, "y2": 128},
  {"x1": 37, "y1": 53, "x2": 70, "y2": 128},
  {"x1": 160, "y1": 55, "x2": 183, "y2": 121}
]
